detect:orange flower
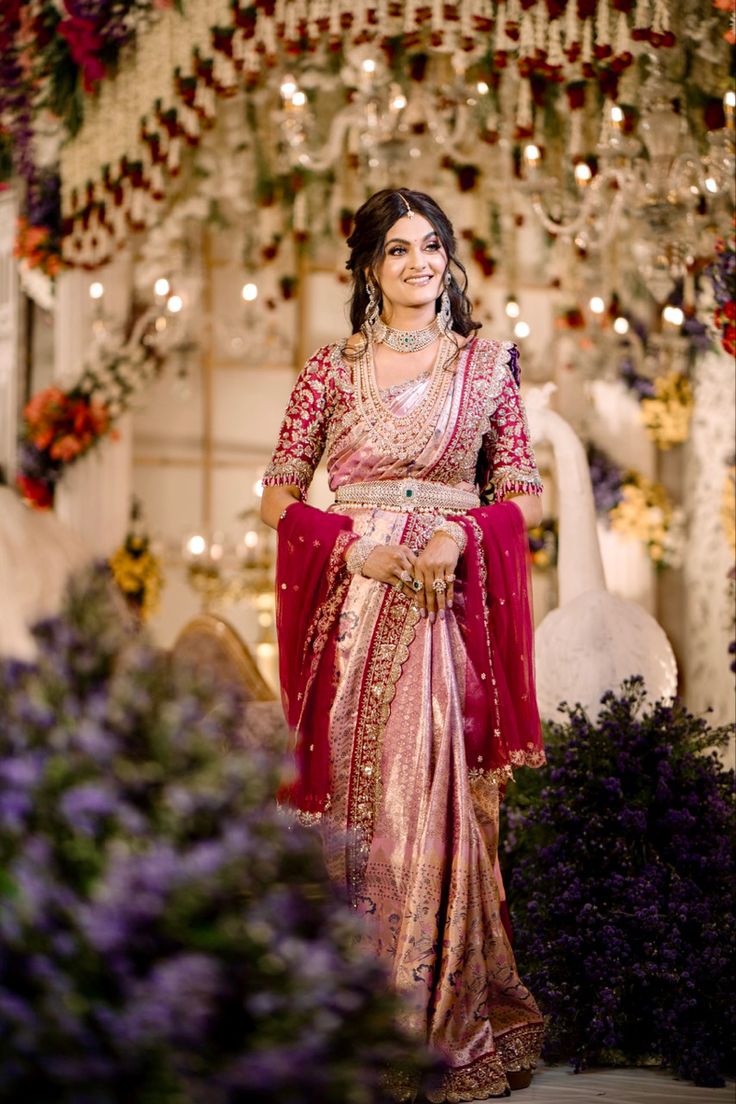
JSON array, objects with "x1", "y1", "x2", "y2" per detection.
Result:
[{"x1": 50, "y1": 435, "x2": 83, "y2": 462}]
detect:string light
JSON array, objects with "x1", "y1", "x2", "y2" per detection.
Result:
[
  {"x1": 167, "y1": 294, "x2": 183, "y2": 313},
  {"x1": 187, "y1": 534, "x2": 206, "y2": 556},
  {"x1": 514, "y1": 320, "x2": 530, "y2": 339},
  {"x1": 574, "y1": 162, "x2": 592, "y2": 186},
  {"x1": 89, "y1": 281, "x2": 104, "y2": 300},
  {"x1": 476, "y1": 81, "x2": 489, "y2": 95},
  {"x1": 524, "y1": 144, "x2": 541, "y2": 165},
  {"x1": 589, "y1": 296, "x2": 605, "y2": 314},
  {"x1": 662, "y1": 305, "x2": 684, "y2": 326},
  {"x1": 291, "y1": 90, "x2": 306, "y2": 107},
  {"x1": 610, "y1": 104, "x2": 624, "y2": 125},
  {"x1": 505, "y1": 298, "x2": 521, "y2": 319},
  {"x1": 361, "y1": 58, "x2": 376, "y2": 74},
  {"x1": 153, "y1": 277, "x2": 170, "y2": 297},
  {"x1": 241, "y1": 282, "x2": 258, "y2": 302},
  {"x1": 391, "y1": 93, "x2": 407, "y2": 110},
  {"x1": 280, "y1": 76, "x2": 297, "y2": 99},
  {"x1": 613, "y1": 316, "x2": 630, "y2": 335}
]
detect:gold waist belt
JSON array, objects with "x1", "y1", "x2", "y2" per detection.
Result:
[{"x1": 334, "y1": 478, "x2": 480, "y2": 514}]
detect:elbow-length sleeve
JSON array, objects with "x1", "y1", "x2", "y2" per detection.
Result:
[
  {"x1": 481, "y1": 346, "x2": 543, "y2": 503},
  {"x1": 262, "y1": 346, "x2": 336, "y2": 497}
]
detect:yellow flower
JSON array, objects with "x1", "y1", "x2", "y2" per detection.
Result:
[
  {"x1": 640, "y1": 372, "x2": 693, "y2": 450},
  {"x1": 109, "y1": 539, "x2": 164, "y2": 619},
  {"x1": 610, "y1": 474, "x2": 676, "y2": 567}
]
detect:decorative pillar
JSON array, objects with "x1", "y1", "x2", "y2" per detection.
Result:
[
  {"x1": 682, "y1": 347, "x2": 736, "y2": 738},
  {"x1": 53, "y1": 251, "x2": 134, "y2": 555}
]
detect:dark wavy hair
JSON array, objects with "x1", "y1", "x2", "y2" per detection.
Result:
[{"x1": 345, "y1": 188, "x2": 481, "y2": 342}]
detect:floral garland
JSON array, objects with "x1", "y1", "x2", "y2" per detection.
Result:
[
  {"x1": 586, "y1": 444, "x2": 683, "y2": 568},
  {"x1": 16, "y1": 308, "x2": 162, "y2": 508},
  {"x1": 109, "y1": 498, "x2": 164, "y2": 620},
  {"x1": 704, "y1": 230, "x2": 736, "y2": 356}
]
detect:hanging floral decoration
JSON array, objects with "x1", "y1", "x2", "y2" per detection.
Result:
[
  {"x1": 2, "y1": 0, "x2": 723, "y2": 271},
  {"x1": 16, "y1": 308, "x2": 163, "y2": 509},
  {"x1": 527, "y1": 518, "x2": 558, "y2": 571},
  {"x1": 586, "y1": 444, "x2": 683, "y2": 568},
  {"x1": 704, "y1": 230, "x2": 736, "y2": 356},
  {"x1": 109, "y1": 497, "x2": 164, "y2": 620}
]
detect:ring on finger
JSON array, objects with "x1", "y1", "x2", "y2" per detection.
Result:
[
  {"x1": 446, "y1": 573, "x2": 456, "y2": 583},
  {"x1": 411, "y1": 578, "x2": 423, "y2": 592},
  {"x1": 432, "y1": 579, "x2": 447, "y2": 593},
  {"x1": 400, "y1": 570, "x2": 413, "y2": 585}
]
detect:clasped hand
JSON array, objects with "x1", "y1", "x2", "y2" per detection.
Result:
[{"x1": 361, "y1": 533, "x2": 460, "y2": 620}]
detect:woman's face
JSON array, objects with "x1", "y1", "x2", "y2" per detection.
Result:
[{"x1": 373, "y1": 213, "x2": 447, "y2": 319}]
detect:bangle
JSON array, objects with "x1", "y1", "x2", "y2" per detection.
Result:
[
  {"x1": 345, "y1": 536, "x2": 377, "y2": 576},
  {"x1": 433, "y1": 518, "x2": 467, "y2": 555}
]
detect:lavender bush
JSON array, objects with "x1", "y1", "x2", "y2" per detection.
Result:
[
  {"x1": 0, "y1": 567, "x2": 433, "y2": 1103},
  {"x1": 500, "y1": 680, "x2": 735, "y2": 1088}
]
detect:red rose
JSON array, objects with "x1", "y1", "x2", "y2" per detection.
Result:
[
  {"x1": 723, "y1": 301, "x2": 736, "y2": 322},
  {"x1": 16, "y1": 474, "x2": 54, "y2": 510}
]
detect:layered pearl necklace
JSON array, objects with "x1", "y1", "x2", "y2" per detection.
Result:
[{"x1": 354, "y1": 333, "x2": 455, "y2": 460}]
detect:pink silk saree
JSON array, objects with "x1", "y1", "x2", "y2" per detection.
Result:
[{"x1": 264, "y1": 338, "x2": 545, "y2": 1101}]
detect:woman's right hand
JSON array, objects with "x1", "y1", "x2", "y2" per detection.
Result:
[{"x1": 361, "y1": 543, "x2": 419, "y2": 590}]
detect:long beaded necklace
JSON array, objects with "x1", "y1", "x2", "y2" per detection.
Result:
[{"x1": 354, "y1": 335, "x2": 455, "y2": 460}]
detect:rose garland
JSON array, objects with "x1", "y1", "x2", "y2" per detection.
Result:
[{"x1": 16, "y1": 308, "x2": 162, "y2": 508}]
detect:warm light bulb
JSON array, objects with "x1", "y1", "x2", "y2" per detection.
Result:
[
  {"x1": 505, "y1": 298, "x2": 521, "y2": 319},
  {"x1": 724, "y1": 90, "x2": 736, "y2": 109},
  {"x1": 524, "y1": 143, "x2": 541, "y2": 163},
  {"x1": 477, "y1": 81, "x2": 489, "y2": 95},
  {"x1": 362, "y1": 58, "x2": 376, "y2": 74},
  {"x1": 187, "y1": 534, "x2": 206, "y2": 556},
  {"x1": 610, "y1": 104, "x2": 624, "y2": 125},
  {"x1": 291, "y1": 90, "x2": 306, "y2": 107},
  {"x1": 391, "y1": 93, "x2": 407, "y2": 110},
  {"x1": 241, "y1": 282, "x2": 258, "y2": 302},
  {"x1": 613, "y1": 316, "x2": 630, "y2": 335},
  {"x1": 514, "y1": 320, "x2": 530, "y2": 339},
  {"x1": 89, "y1": 281, "x2": 104, "y2": 300},
  {"x1": 662, "y1": 305, "x2": 684, "y2": 326},
  {"x1": 574, "y1": 162, "x2": 592, "y2": 185},
  {"x1": 704, "y1": 177, "x2": 718, "y2": 194},
  {"x1": 244, "y1": 530, "x2": 259, "y2": 549},
  {"x1": 154, "y1": 277, "x2": 170, "y2": 297},
  {"x1": 589, "y1": 296, "x2": 605, "y2": 314},
  {"x1": 167, "y1": 294, "x2": 183, "y2": 313},
  {"x1": 280, "y1": 76, "x2": 297, "y2": 99}
]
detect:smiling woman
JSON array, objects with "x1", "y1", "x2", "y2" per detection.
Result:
[{"x1": 260, "y1": 188, "x2": 545, "y2": 1101}]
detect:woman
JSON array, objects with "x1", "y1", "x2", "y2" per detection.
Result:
[{"x1": 261, "y1": 188, "x2": 546, "y2": 1101}]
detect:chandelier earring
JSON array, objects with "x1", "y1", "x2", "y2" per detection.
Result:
[
  {"x1": 438, "y1": 271, "x2": 453, "y2": 335},
  {"x1": 364, "y1": 277, "x2": 381, "y2": 334}
]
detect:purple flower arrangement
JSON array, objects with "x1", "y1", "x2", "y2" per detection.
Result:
[
  {"x1": 586, "y1": 443, "x2": 624, "y2": 516},
  {"x1": 500, "y1": 679, "x2": 736, "y2": 1087},
  {"x1": 0, "y1": 566, "x2": 434, "y2": 1103}
]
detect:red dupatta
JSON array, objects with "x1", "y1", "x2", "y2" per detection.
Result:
[
  {"x1": 274, "y1": 498, "x2": 544, "y2": 821},
  {"x1": 274, "y1": 501, "x2": 357, "y2": 817}
]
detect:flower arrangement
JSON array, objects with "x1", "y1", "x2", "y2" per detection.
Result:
[
  {"x1": 638, "y1": 370, "x2": 694, "y2": 450},
  {"x1": 16, "y1": 311, "x2": 162, "y2": 508},
  {"x1": 14, "y1": 215, "x2": 62, "y2": 278},
  {"x1": 500, "y1": 679, "x2": 736, "y2": 1088},
  {"x1": 704, "y1": 231, "x2": 736, "y2": 356},
  {"x1": 528, "y1": 518, "x2": 558, "y2": 570},
  {"x1": 0, "y1": 566, "x2": 435, "y2": 1102},
  {"x1": 109, "y1": 499, "x2": 164, "y2": 620},
  {"x1": 16, "y1": 386, "x2": 111, "y2": 508},
  {"x1": 609, "y1": 471, "x2": 683, "y2": 569},
  {"x1": 586, "y1": 445, "x2": 683, "y2": 569}
]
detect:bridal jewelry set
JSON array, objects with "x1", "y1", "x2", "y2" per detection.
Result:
[{"x1": 345, "y1": 227, "x2": 469, "y2": 588}]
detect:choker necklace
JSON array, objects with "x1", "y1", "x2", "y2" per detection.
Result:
[{"x1": 372, "y1": 315, "x2": 442, "y2": 353}]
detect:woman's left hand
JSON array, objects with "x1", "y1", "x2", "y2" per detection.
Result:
[{"x1": 409, "y1": 532, "x2": 460, "y2": 621}]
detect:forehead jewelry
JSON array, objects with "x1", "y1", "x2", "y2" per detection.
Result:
[{"x1": 397, "y1": 192, "x2": 414, "y2": 218}]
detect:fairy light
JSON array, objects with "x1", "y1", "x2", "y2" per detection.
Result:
[
  {"x1": 291, "y1": 90, "x2": 306, "y2": 107},
  {"x1": 662, "y1": 305, "x2": 684, "y2": 327},
  {"x1": 187, "y1": 534, "x2": 206, "y2": 556},
  {"x1": 610, "y1": 104, "x2": 624, "y2": 126},
  {"x1": 704, "y1": 177, "x2": 719, "y2": 194},
  {"x1": 574, "y1": 162, "x2": 593, "y2": 186},
  {"x1": 280, "y1": 76, "x2": 297, "y2": 99},
  {"x1": 241, "y1": 282, "x2": 258, "y2": 302},
  {"x1": 154, "y1": 277, "x2": 170, "y2": 297},
  {"x1": 613, "y1": 316, "x2": 630, "y2": 335},
  {"x1": 391, "y1": 93, "x2": 407, "y2": 110},
  {"x1": 724, "y1": 90, "x2": 736, "y2": 109},
  {"x1": 505, "y1": 298, "x2": 521, "y2": 319},
  {"x1": 514, "y1": 320, "x2": 530, "y2": 339},
  {"x1": 89, "y1": 281, "x2": 104, "y2": 300},
  {"x1": 166, "y1": 294, "x2": 183, "y2": 313},
  {"x1": 362, "y1": 58, "x2": 376, "y2": 74},
  {"x1": 476, "y1": 81, "x2": 489, "y2": 95},
  {"x1": 589, "y1": 296, "x2": 606, "y2": 314},
  {"x1": 524, "y1": 143, "x2": 541, "y2": 166}
]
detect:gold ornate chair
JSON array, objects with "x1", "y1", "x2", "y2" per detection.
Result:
[{"x1": 172, "y1": 614, "x2": 289, "y2": 752}]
